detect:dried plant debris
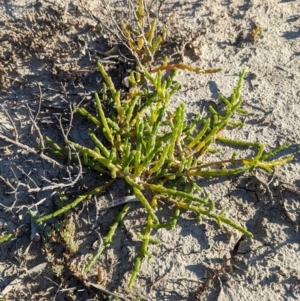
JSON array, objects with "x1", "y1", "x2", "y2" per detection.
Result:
[{"x1": 0, "y1": 3, "x2": 106, "y2": 92}]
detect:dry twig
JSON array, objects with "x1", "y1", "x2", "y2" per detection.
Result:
[{"x1": 0, "y1": 133, "x2": 63, "y2": 168}]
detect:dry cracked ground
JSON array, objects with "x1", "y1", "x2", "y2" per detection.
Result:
[{"x1": 0, "y1": 1, "x2": 299, "y2": 301}]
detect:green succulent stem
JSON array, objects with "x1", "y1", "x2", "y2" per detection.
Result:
[
  {"x1": 85, "y1": 203, "x2": 131, "y2": 271},
  {"x1": 0, "y1": 233, "x2": 12, "y2": 243},
  {"x1": 35, "y1": 182, "x2": 112, "y2": 224},
  {"x1": 128, "y1": 215, "x2": 153, "y2": 289},
  {"x1": 167, "y1": 199, "x2": 253, "y2": 238}
]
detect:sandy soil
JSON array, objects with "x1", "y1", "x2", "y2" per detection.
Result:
[{"x1": 0, "y1": 1, "x2": 299, "y2": 300}]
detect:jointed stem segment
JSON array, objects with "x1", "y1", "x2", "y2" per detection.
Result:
[
  {"x1": 85, "y1": 203, "x2": 131, "y2": 272},
  {"x1": 35, "y1": 182, "x2": 112, "y2": 224}
]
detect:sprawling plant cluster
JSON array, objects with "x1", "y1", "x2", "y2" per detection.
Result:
[{"x1": 32, "y1": 0, "x2": 292, "y2": 289}]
